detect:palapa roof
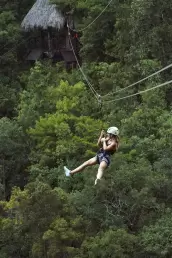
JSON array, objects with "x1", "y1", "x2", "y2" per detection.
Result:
[{"x1": 21, "y1": 0, "x2": 65, "y2": 31}]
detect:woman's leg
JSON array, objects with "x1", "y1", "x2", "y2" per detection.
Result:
[
  {"x1": 95, "y1": 161, "x2": 108, "y2": 185},
  {"x1": 70, "y1": 157, "x2": 97, "y2": 175},
  {"x1": 64, "y1": 157, "x2": 97, "y2": 176}
]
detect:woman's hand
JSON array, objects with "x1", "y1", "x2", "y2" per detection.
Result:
[
  {"x1": 97, "y1": 130, "x2": 106, "y2": 147},
  {"x1": 101, "y1": 137, "x2": 106, "y2": 143},
  {"x1": 100, "y1": 130, "x2": 105, "y2": 137},
  {"x1": 105, "y1": 136, "x2": 110, "y2": 141}
]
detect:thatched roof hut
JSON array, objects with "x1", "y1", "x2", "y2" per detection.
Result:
[
  {"x1": 21, "y1": 0, "x2": 79, "y2": 68},
  {"x1": 21, "y1": 0, "x2": 65, "y2": 31}
]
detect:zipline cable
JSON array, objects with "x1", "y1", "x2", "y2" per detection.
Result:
[
  {"x1": 79, "y1": 0, "x2": 113, "y2": 32},
  {"x1": 102, "y1": 63, "x2": 172, "y2": 99},
  {"x1": 68, "y1": 28, "x2": 98, "y2": 99},
  {"x1": 67, "y1": 24, "x2": 100, "y2": 103},
  {"x1": 104, "y1": 79, "x2": 172, "y2": 103},
  {"x1": 69, "y1": 0, "x2": 113, "y2": 32}
]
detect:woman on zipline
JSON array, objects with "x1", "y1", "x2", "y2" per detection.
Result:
[{"x1": 64, "y1": 127, "x2": 119, "y2": 185}]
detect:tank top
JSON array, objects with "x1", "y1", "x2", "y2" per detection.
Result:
[{"x1": 99, "y1": 140, "x2": 116, "y2": 156}]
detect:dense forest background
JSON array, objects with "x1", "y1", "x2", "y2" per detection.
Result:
[{"x1": 1, "y1": 0, "x2": 172, "y2": 257}]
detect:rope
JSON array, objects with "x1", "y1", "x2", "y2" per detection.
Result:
[
  {"x1": 69, "y1": 0, "x2": 113, "y2": 32},
  {"x1": 80, "y1": 0, "x2": 113, "y2": 32},
  {"x1": 104, "y1": 79, "x2": 172, "y2": 103},
  {"x1": 67, "y1": 25, "x2": 100, "y2": 102},
  {"x1": 102, "y1": 63, "x2": 172, "y2": 99}
]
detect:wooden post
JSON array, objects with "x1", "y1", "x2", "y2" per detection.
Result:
[{"x1": 47, "y1": 29, "x2": 52, "y2": 53}]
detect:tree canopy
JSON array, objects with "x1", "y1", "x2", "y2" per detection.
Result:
[{"x1": 1, "y1": 0, "x2": 172, "y2": 257}]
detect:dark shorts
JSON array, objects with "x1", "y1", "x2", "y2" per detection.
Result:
[{"x1": 96, "y1": 152, "x2": 111, "y2": 167}]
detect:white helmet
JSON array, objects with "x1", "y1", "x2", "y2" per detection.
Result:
[{"x1": 107, "y1": 126, "x2": 119, "y2": 136}]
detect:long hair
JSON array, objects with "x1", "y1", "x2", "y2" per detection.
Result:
[
  {"x1": 114, "y1": 135, "x2": 120, "y2": 151},
  {"x1": 108, "y1": 134, "x2": 120, "y2": 151}
]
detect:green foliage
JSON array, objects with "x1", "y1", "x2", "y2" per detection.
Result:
[
  {"x1": 18, "y1": 62, "x2": 100, "y2": 128},
  {"x1": 140, "y1": 210, "x2": 172, "y2": 257},
  {"x1": 28, "y1": 79, "x2": 106, "y2": 166},
  {"x1": 0, "y1": 4, "x2": 27, "y2": 117},
  {"x1": 2, "y1": 0, "x2": 172, "y2": 257},
  {"x1": 77, "y1": 229, "x2": 138, "y2": 258},
  {"x1": 130, "y1": 0, "x2": 172, "y2": 62},
  {"x1": 0, "y1": 118, "x2": 29, "y2": 200},
  {"x1": 0, "y1": 181, "x2": 86, "y2": 258}
]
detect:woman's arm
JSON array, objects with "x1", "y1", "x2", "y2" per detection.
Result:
[
  {"x1": 102, "y1": 138, "x2": 116, "y2": 151},
  {"x1": 97, "y1": 130, "x2": 105, "y2": 147}
]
